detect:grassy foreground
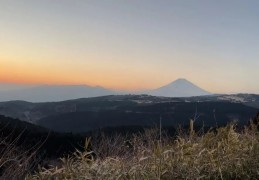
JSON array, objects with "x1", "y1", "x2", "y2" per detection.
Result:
[{"x1": 26, "y1": 121, "x2": 259, "y2": 180}]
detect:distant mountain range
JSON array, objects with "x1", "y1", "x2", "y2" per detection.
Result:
[
  {"x1": 0, "y1": 85, "x2": 114, "y2": 102},
  {"x1": 0, "y1": 94, "x2": 258, "y2": 132},
  {"x1": 0, "y1": 79, "x2": 211, "y2": 102}
]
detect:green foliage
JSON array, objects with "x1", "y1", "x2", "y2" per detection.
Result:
[{"x1": 27, "y1": 122, "x2": 259, "y2": 179}]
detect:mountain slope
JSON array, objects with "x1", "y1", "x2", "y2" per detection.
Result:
[
  {"x1": 0, "y1": 94, "x2": 258, "y2": 133},
  {"x1": 0, "y1": 85, "x2": 114, "y2": 102},
  {"x1": 37, "y1": 101, "x2": 257, "y2": 132},
  {"x1": 145, "y1": 78, "x2": 211, "y2": 97}
]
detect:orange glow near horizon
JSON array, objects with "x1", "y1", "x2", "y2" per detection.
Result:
[
  {"x1": 1, "y1": 1, "x2": 259, "y2": 94},
  {"x1": 2, "y1": 55, "x2": 258, "y2": 94},
  {"x1": 0, "y1": 58, "x2": 162, "y2": 91},
  {"x1": 0, "y1": 56, "x2": 253, "y2": 93}
]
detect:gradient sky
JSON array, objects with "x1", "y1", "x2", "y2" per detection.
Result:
[{"x1": 1, "y1": 0, "x2": 259, "y2": 93}]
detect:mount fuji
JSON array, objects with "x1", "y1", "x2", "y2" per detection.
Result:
[
  {"x1": 144, "y1": 78, "x2": 211, "y2": 97},
  {"x1": 0, "y1": 79, "x2": 212, "y2": 102}
]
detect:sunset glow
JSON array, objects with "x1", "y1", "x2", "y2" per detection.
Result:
[{"x1": 1, "y1": 0, "x2": 259, "y2": 93}]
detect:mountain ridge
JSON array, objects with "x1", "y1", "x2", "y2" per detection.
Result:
[
  {"x1": 0, "y1": 79, "x2": 211, "y2": 102},
  {"x1": 0, "y1": 84, "x2": 114, "y2": 102}
]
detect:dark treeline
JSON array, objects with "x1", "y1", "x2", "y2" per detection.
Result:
[{"x1": 0, "y1": 115, "x2": 177, "y2": 158}]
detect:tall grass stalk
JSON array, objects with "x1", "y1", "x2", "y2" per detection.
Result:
[{"x1": 28, "y1": 122, "x2": 259, "y2": 179}]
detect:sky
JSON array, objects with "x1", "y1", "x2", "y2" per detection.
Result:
[{"x1": 0, "y1": 0, "x2": 259, "y2": 93}]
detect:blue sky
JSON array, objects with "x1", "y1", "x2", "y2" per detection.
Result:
[{"x1": 0, "y1": 0, "x2": 259, "y2": 93}]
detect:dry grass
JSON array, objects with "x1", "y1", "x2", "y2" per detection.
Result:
[
  {"x1": 28, "y1": 122, "x2": 259, "y2": 179},
  {"x1": 0, "y1": 131, "x2": 39, "y2": 180}
]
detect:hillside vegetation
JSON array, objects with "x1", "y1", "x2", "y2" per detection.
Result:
[
  {"x1": 1, "y1": 94, "x2": 259, "y2": 133},
  {"x1": 27, "y1": 121, "x2": 259, "y2": 179}
]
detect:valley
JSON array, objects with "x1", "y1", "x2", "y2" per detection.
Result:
[{"x1": 0, "y1": 94, "x2": 258, "y2": 133}]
